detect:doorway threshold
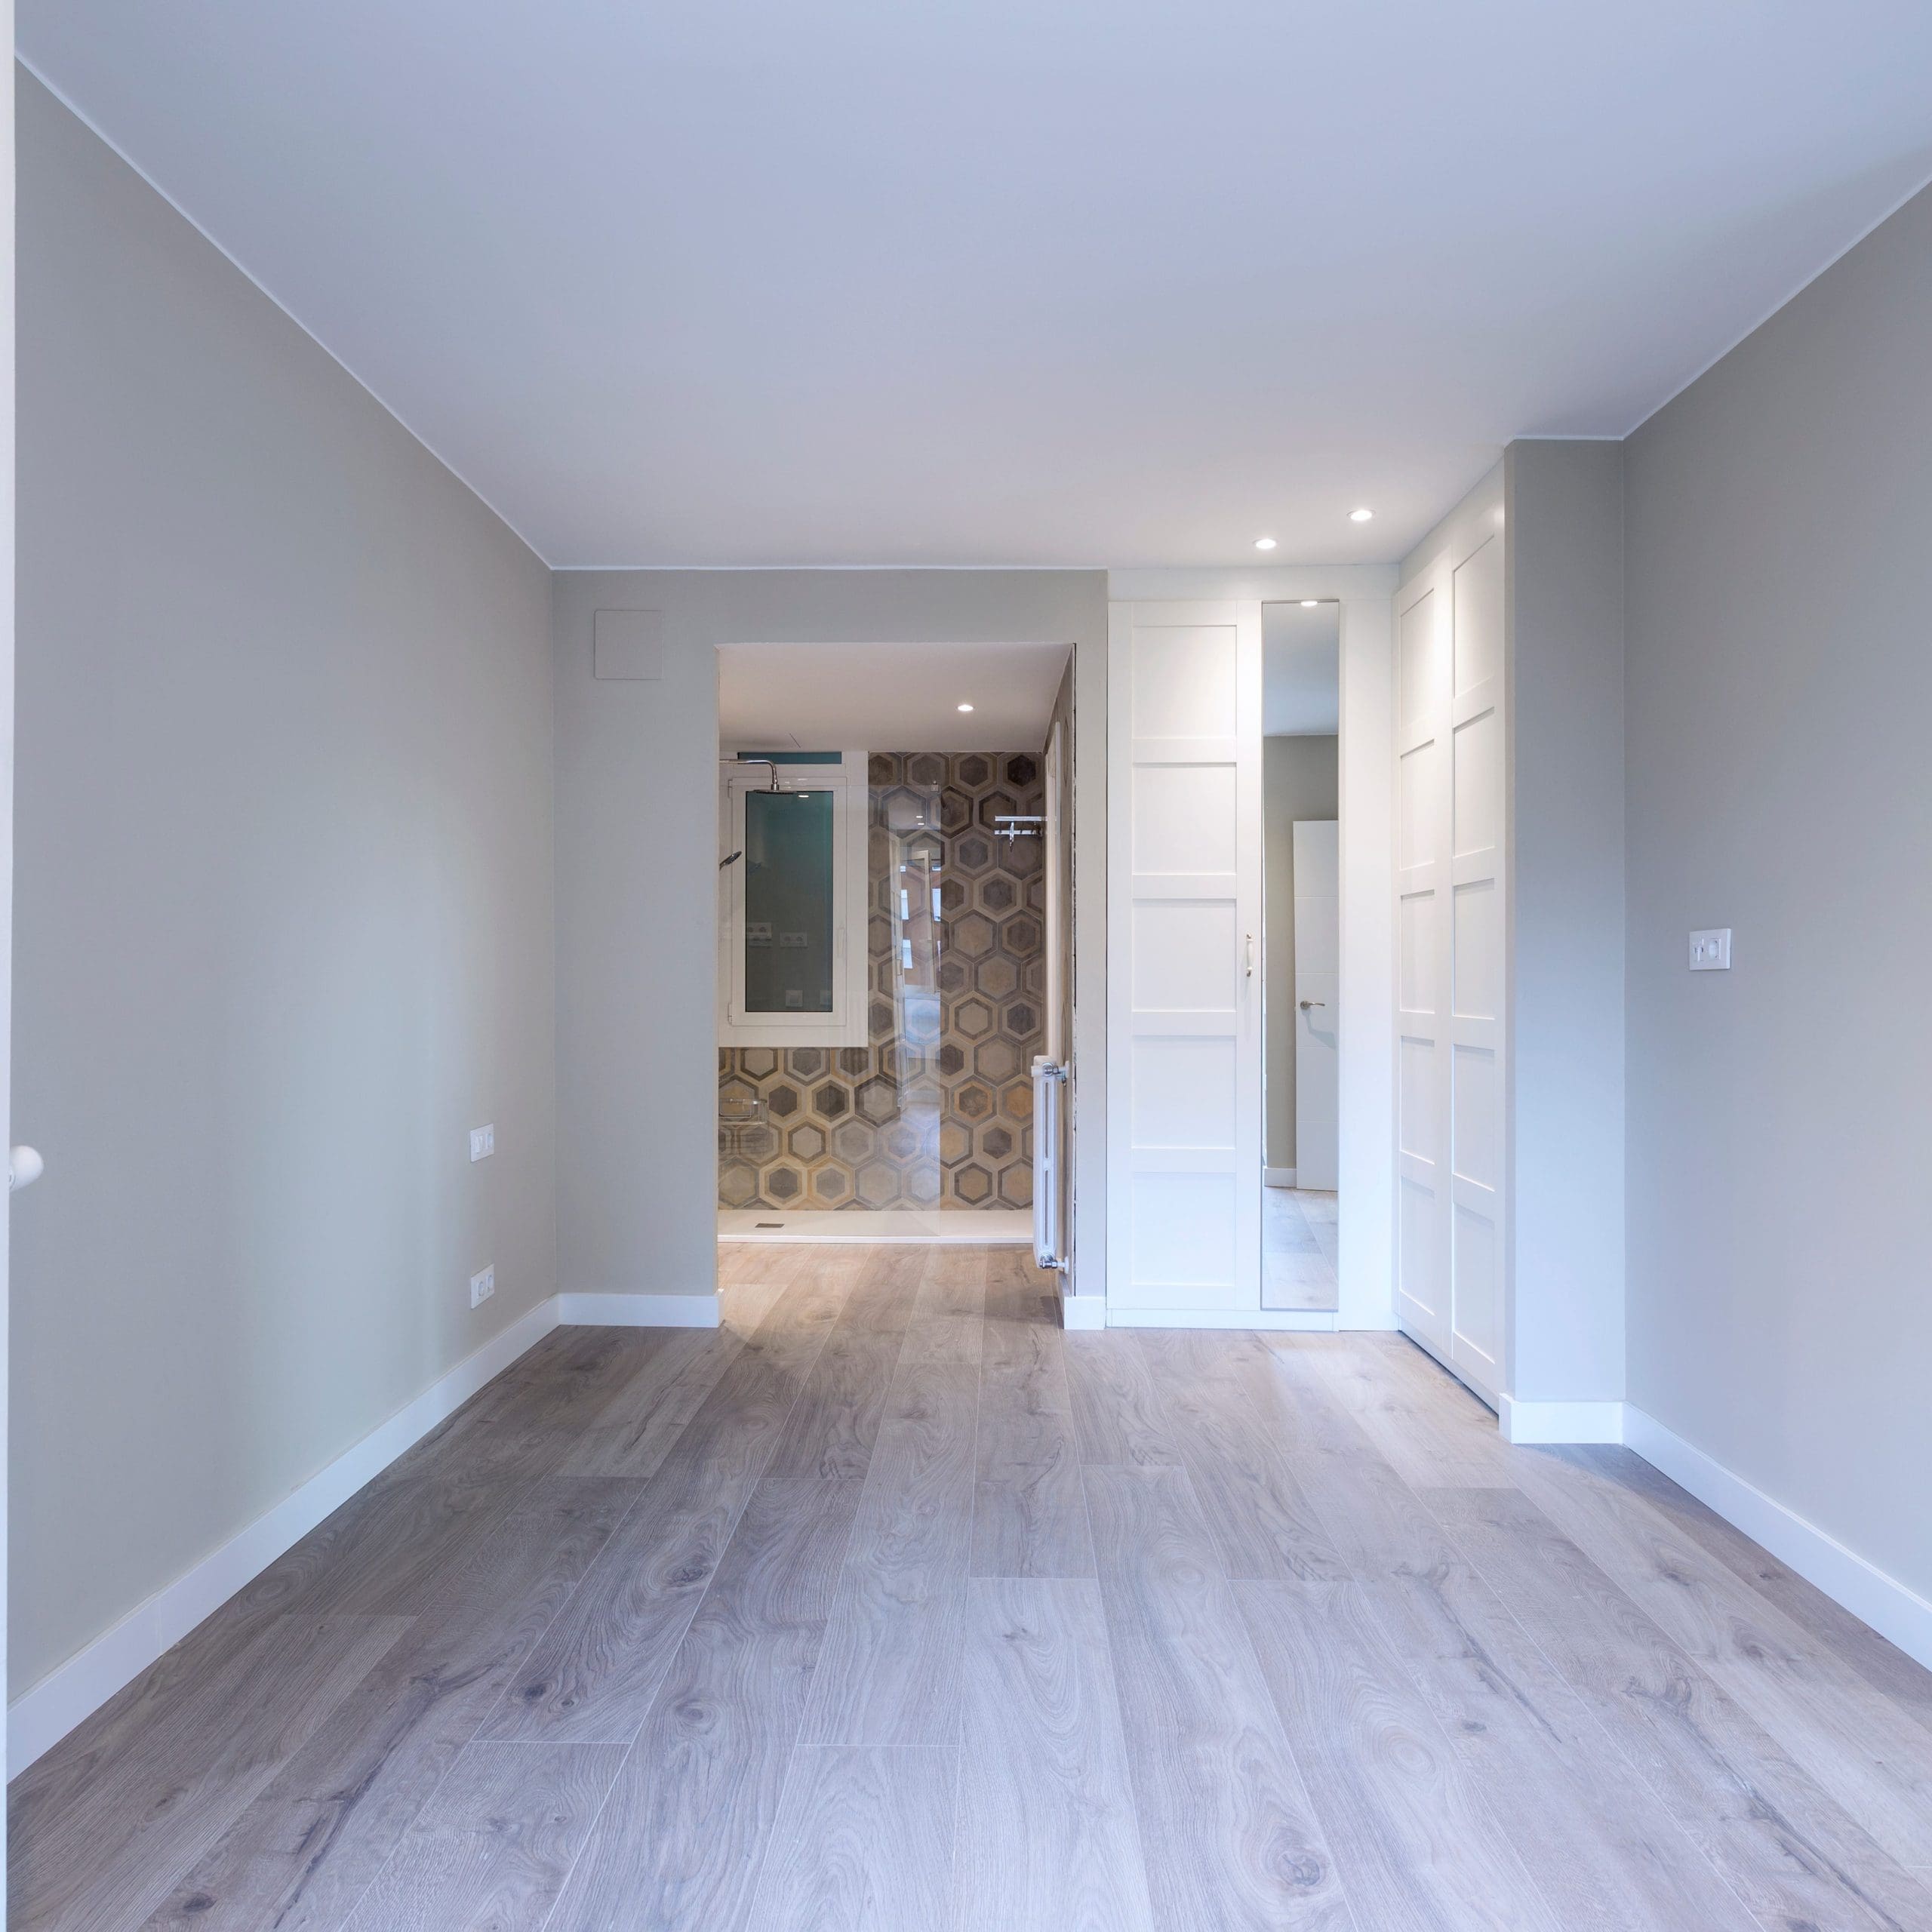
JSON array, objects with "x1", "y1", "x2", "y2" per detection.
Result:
[{"x1": 718, "y1": 1208, "x2": 1032, "y2": 1245}]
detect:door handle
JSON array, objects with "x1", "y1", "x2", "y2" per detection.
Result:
[
  {"x1": 1245, "y1": 934, "x2": 1255, "y2": 979},
  {"x1": 1299, "y1": 999, "x2": 1326, "y2": 1011},
  {"x1": 10, "y1": 1146, "x2": 45, "y2": 1192}
]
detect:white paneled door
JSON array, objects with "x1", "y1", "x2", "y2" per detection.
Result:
[
  {"x1": 1107, "y1": 601, "x2": 1263, "y2": 1315},
  {"x1": 1394, "y1": 568, "x2": 1451, "y2": 1358},
  {"x1": 1392, "y1": 537, "x2": 1505, "y2": 1401}
]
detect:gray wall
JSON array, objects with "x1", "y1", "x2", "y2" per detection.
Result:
[
  {"x1": 1506, "y1": 439, "x2": 1626, "y2": 1404},
  {"x1": 11, "y1": 77, "x2": 557, "y2": 1697},
  {"x1": 552, "y1": 571, "x2": 1107, "y2": 1306},
  {"x1": 1262, "y1": 735, "x2": 1338, "y2": 1172},
  {"x1": 1624, "y1": 183, "x2": 1932, "y2": 1601}
]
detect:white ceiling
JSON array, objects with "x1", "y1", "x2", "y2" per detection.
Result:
[
  {"x1": 22, "y1": 2, "x2": 1932, "y2": 568},
  {"x1": 718, "y1": 641, "x2": 1070, "y2": 752},
  {"x1": 1264, "y1": 602, "x2": 1340, "y2": 737}
]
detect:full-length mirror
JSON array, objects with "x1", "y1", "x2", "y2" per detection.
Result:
[{"x1": 1260, "y1": 600, "x2": 1341, "y2": 1311}]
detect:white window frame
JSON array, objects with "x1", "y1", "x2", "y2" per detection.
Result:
[{"x1": 718, "y1": 751, "x2": 869, "y2": 1049}]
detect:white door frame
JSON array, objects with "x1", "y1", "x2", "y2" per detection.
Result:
[
  {"x1": 3, "y1": 0, "x2": 19, "y2": 1881},
  {"x1": 1105, "y1": 568, "x2": 1397, "y2": 1331}
]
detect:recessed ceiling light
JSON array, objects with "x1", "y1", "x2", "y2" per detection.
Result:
[
  {"x1": 957, "y1": 703, "x2": 974, "y2": 712},
  {"x1": 1349, "y1": 507, "x2": 1374, "y2": 523},
  {"x1": 1254, "y1": 537, "x2": 1278, "y2": 551},
  {"x1": 1300, "y1": 599, "x2": 1319, "y2": 608}
]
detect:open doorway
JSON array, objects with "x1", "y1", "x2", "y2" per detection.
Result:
[
  {"x1": 713, "y1": 641, "x2": 1073, "y2": 1249},
  {"x1": 1260, "y1": 600, "x2": 1340, "y2": 1311}
]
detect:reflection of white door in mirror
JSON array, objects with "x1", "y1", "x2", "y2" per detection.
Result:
[{"x1": 1292, "y1": 819, "x2": 1340, "y2": 1191}]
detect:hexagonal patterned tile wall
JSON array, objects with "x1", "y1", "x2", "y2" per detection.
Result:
[{"x1": 720, "y1": 750, "x2": 1044, "y2": 1210}]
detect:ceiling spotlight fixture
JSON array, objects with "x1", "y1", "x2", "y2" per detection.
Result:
[
  {"x1": 1300, "y1": 598, "x2": 1319, "y2": 608},
  {"x1": 957, "y1": 703, "x2": 974, "y2": 712},
  {"x1": 1254, "y1": 537, "x2": 1278, "y2": 551},
  {"x1": 1349, "y1": 507, "x2": 1374, "y2": 523}
]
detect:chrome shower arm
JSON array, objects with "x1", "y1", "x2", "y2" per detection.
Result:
[{"x1": 719, "y1": 757, "x2": 783, "y2": 791}]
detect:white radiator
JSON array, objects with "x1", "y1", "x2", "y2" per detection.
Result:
[{"x1": 1031, "y1": 1056, "x2": 1069, "y2": 1271}]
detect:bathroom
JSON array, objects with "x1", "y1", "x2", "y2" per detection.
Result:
[{"x1": 714, "y1": 641, "x2": 1073, "y2": 1249}]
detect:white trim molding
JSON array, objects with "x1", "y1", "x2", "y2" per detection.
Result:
[
  {"x1": 1060, "y1": 1294, "x2": 1106, "y2": 1331},
  {"x1": 1263, "y1": 1167, "x2": 1297, "y2": 1188},
  {"x1": 555, "y1": 1291, "x2": 721, "y2": 1327},
  {"x1": 7, "y1": 1288, "x2": 719, "y2": 1775},
  {"x1": 1624, "y1": 1407, "x2": 1932, "y2": 1674},
  {"x1": 1486, "y1": 1396, "x2": 1932, "y2": 1672},
  {"x1": 1497, "y1": 1395, "x2": 1626, "y2": 1444},
  {"x1": 8, "y1": 1297, "x2": 558, "y2": 1774}
]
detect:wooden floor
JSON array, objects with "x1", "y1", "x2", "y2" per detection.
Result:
[{"x1": 14, "y1": 1244, "x2": 1932, "y2": 1932}]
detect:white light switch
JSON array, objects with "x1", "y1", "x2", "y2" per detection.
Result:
[
  {"x1": 469, "y1": 1124, "x2": 495, "y2": 1161},
  {"x1": 1688, "y1": 928, "x2": 1731, "y2": 971},
  {"x1": 470, "y1": 1265, "x2": 495, "y2": 1308}
]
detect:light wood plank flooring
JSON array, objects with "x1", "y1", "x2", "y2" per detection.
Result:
[{"x1": 13, "y1": 1244, "x2": 1932, "y2": 1930}]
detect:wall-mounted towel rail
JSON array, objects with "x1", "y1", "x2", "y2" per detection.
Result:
[{"x1": 1031, "y1": 1057, "x2": 1068, "y2": 1271}]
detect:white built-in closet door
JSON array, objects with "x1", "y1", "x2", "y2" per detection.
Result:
[
  {"x1": 1394, "y1": 570, "x2": 1453, "y2": 1356},
  {"x1": 1445, "y1": 533, "x2": 1505, "y2": 1398},
  {"x1": 1108, "y1": 601, "x2": 1263, "y2": 1314},
  {"x1": 1392, "y1": 541, "x2": 1506, "y2": 1402}
]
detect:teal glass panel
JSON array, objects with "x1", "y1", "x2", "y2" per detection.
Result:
[{"x1": 745, "y1": 789, "x2": 835, "y2": 1013}]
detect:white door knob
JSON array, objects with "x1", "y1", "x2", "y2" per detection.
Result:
[{"x1": 10, "y1": 1146, "x2": 45, "y2": 1192}]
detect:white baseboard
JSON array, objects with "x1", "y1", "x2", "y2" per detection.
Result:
[
  {"x1": 1060, "y1": 1294, "x2": 1106, "y2": 1331},
  {"x1": 1485, "y1": 1395, "x2": 1932, "y2": 1672},
  {"x1": 7, "y1": 1287, "x2": 721, "y2": 1776},
  {"x1": 1106, "y1": 1307, "x2": 1337, "y2": 1332},
  {"x1": 1623, "y1": 1407, "x2": 1932, "y2": 1673},
  {"x1": 1497, "y1": 1395, "x2": 1626, "y2": 1444},
  {"x1": 555, "y1": 1291, "x2": 720, "y2": 1327},
  {"x1": 1264, "y1": 1167, "x2": 1297, "y2": 1188}
]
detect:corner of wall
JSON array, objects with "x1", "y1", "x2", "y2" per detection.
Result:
[{"x1": 1503, "y1": 438, "x2": 1627, "y2": 1409}]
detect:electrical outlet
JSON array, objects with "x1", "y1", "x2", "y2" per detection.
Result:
[
  {"x1": 469, "y1": 1265, "x2": 495, "y2": 1308},
  {"x1": 1688, "y1": 928, "x2": 1732, "y2": 971},
  {"x1": 469, "y1": 1124, "x2": 495, "y2": 1161}
]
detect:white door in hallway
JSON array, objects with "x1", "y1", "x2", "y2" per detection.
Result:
[
  {"x1": 1392, "y1": 534, "x2": 1505, "y2": 1402},
  {"x1": 1107, "y1": 601, "x2": 1263, "y2": 1315},
  {"x1": 1291, "y1": 819, "x2": 1340, "y2": 1191}
]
